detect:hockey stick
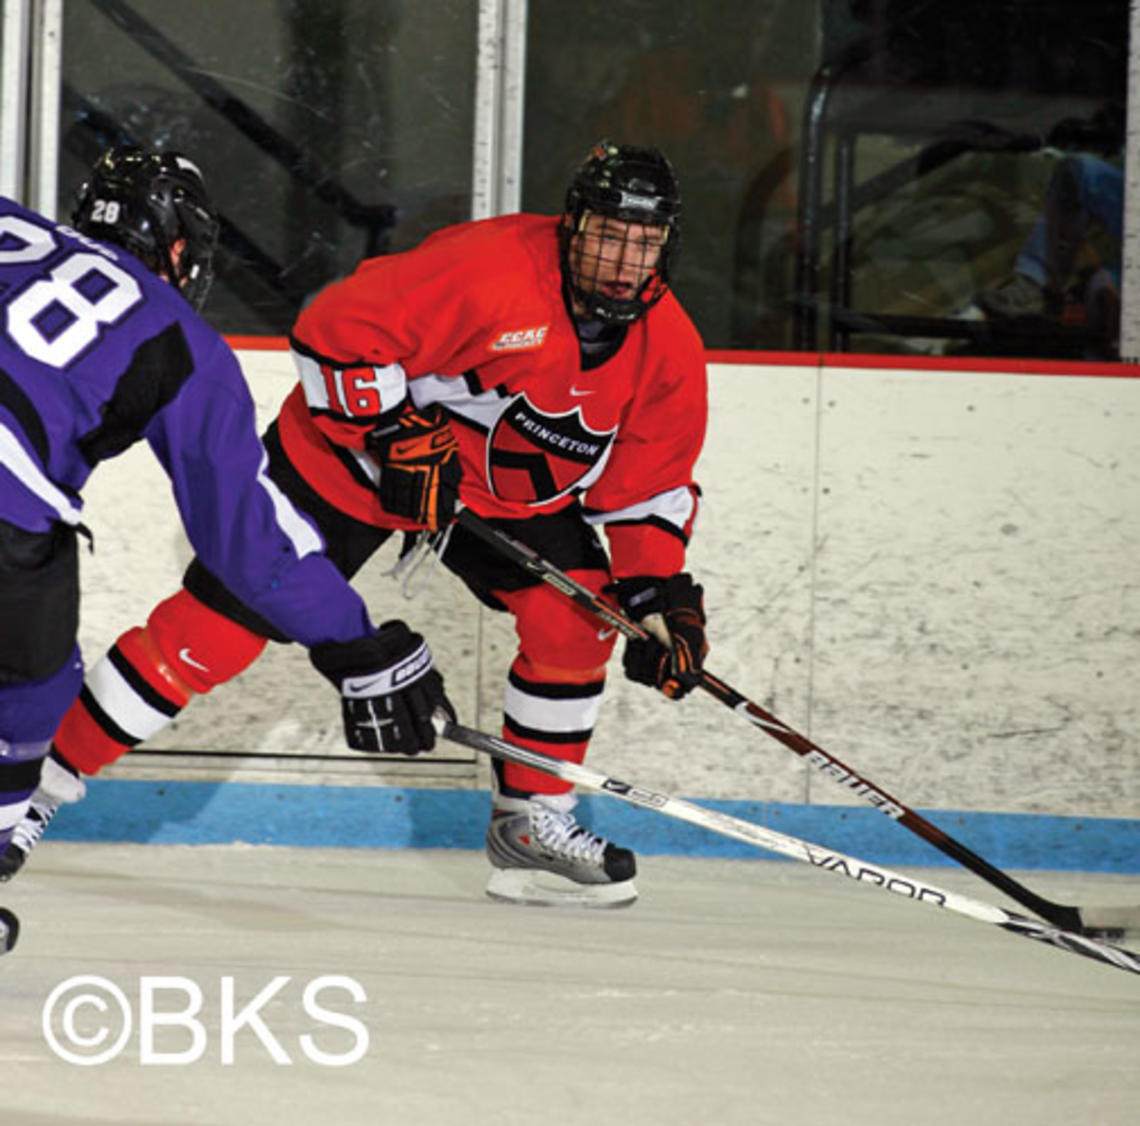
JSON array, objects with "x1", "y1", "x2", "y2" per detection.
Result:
[
  {"x1": 439, "y1": 719, "x2": 1140, "y2": 978},
  {"x1": 453, "y1": 507, "x2": 1140, "y2": 939},
  {"x1": 0, "y1": 906, "x2": 18, "y2": 955}
]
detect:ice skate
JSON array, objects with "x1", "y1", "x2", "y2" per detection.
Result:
[
  {"x1": 485, "y1": 788, "x2": 637, "y2": 908},
  {"x1": 0, "y1": 756, "x2": 86, "y2": 881}
]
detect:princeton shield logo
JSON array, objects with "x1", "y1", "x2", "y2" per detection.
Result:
[{"x1": 488, "y1": 394, "x2": 616, "y2": 503}]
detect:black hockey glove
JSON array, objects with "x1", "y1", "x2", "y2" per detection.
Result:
[
  {"x1": 309, "y1": 621, "x2": 456, "y2": 754},
  {"x1": 366, "y1": 404, "x2": 462, "y2": 531},
  {"x1": 610, "y1": 573, "x2": 709, "y2": 700}
]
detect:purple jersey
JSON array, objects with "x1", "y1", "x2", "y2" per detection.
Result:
[{"x1": 0, "y1": 196, "x2": 371, "y2": 647}]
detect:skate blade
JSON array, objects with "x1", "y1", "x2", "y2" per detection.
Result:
[
  {"x1": 0, "y1": 907, "x2": 19, "y2": 955},
  {"x1": 485, "y1": 867, "x2": 637, "y2": 909}
]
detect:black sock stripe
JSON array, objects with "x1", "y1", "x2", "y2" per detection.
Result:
[
  {"x1": 108, "y1": 646, "x2": 183, "y2": 718},
  {"x1": 507, "y1": 667, "x2": 605, "y2": 701},
  {"x1": 78, "y1": 685, "x2": 142, "y2": 749},
  {"x1": 503, "y1": 715, "x2": 593, "y2": 745}
]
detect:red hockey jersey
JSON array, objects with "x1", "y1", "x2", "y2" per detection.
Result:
[{"x1": 283, "y1": 213, "x2": 707, "y2": 578}]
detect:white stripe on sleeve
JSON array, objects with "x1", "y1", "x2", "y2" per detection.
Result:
[
  {"x1": 0, "y1": 422, "x2": 83, "y2": 525},
  {"x1": 293, "y1": 351, "x2": 408, "y2": 418},
  {"x1": 256, "y1": 446, "x2": 323, "y2": 559}
]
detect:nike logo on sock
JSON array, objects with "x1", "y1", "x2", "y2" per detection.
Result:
[{"x1": 178, "y1": 648, "x2": 209, "y2": 672}]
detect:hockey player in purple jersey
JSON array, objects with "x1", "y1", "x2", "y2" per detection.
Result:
[{"x1": 0, "y1": 148, "x2": 454, "y2": 933}]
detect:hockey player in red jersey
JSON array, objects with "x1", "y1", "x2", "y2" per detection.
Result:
[{"x1": 5, "y1": 140, "x2": 711, "y2": 908}]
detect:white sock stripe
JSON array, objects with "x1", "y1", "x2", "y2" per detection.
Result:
[
  {"x1": 87, "y1": 655, "x2": 174, "y2": 742},
  {"x1": 503, "y1": 679, "x2": 603, "y2": 735}
]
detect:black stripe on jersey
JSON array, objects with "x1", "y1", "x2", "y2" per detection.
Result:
[
  {"x1": 583, "y1": 513, "x2": 692, "y2": 545},
  {"x1": 504, "y1": 714, "x2": 593, "y2": 745},
  {"x1": 108, "y1": 645, "x2": 183, "y2": 717},
  {"x1": 447, "y1": 411, "x2": 490, "y2": 438},
  {"x1": 508, "y1": 666, "x2": 604, "y2": 701},
  {"x1": 433, "y1": 368, "x2": 510, "y2": 397},
  {"x1": 461, "y1": 369, "x2": 484, "y2": 395},
  {"x1": 262, "y1": 422, "x2": 393, "y2": 579},
  {"x1": 288, "y1": 334, "x2": 347, "y2": 367},
  {"x1": 329, "y1": 439, "x2": 385, "y2": 494},
  {"x1": 77, "y1": 323, "x2": 194, "y2": 466},
  {"x1": 0, "y1": 365, "x2": 50, "y2": 463},
  {"x1": 78, "y1": 684, "x2": 142, "y2": 748},
  {"x1": 289, "y1": 334, "x2": 389, "y2": 371}
]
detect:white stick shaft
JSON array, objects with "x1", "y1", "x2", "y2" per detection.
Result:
[{"x1": 441, "y1": 721, "x2": 1140, "y2": 977}]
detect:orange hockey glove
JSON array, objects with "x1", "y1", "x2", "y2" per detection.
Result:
[{"x1": 367, "y1": 404, "x2": 461, "y2": 530}]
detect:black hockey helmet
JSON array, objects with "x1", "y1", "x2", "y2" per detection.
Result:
[
  {"x1": 72, "y1": 146, "x2": 220, "y2": 311},
  {"x1": 560, "y1": 139, "x2": 681, "y2": 324}
]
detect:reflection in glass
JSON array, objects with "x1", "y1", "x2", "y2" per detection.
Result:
[
  {"x1": 59, "y1": 0, "x2": 475, "y2": 334},
  {"x1": 50, "y1": 0, "x2": 1132, "y2": 359}
]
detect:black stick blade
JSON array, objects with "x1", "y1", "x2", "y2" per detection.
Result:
[{"x1": 0, "y1": 907, "x2": 19, "y2": 955}]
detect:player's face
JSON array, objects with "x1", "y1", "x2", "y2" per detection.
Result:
[
  {"x1": 569, "y1": 212, "x2": 668, "y2": 310},
  {"x1": 159, "y1": 237, "x2": 187, "y2": 286}
]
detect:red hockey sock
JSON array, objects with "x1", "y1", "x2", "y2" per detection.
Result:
[
  {"x1": 55, "y1": 588, "x2": 268, "y2": 776},
  {"x1": 496, "y1": 577, "x2": 615, "y2": 796}
]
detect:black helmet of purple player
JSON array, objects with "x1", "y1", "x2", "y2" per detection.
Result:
[
  {"x1": 560, "y1": 140, "x2": 682, "y2": 325},
  {"x1": 72, "y1": 146, "x2": 220, "y2": 312}
]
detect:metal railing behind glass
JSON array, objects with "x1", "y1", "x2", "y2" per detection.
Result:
[{"x1": 63, "y1": 0, "x2": 397, "y2": 329}]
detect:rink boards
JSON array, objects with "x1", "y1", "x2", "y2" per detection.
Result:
[{"x1": 68, "y1": 346, "x2": 1140, "y2": 866}]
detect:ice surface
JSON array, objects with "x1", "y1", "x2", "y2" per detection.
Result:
[{"x1": 2, "y1": 845, "x2": 1138, "y2": 1125}]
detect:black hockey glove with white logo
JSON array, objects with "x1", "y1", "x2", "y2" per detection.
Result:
[
  {"x1": 610, "y1": 573, "x2": 709, "y2": 700},
  {"x1": 367, "y1": 404, "x2": 462, "y2": 531},
  {"x1": 309, "y1": 621, "x2": 456, "y2": 753}
]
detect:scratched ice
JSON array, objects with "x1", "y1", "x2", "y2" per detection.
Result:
[{"x1": 1, "y1": 843, "x2": 1137, "y2": 1126}]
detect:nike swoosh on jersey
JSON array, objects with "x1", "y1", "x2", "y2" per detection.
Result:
[
  {"x1": 569, "y1": 386, "x2": 595, "y2": 396},
  {"x1": 178, "y1": 648, "x2": 209, "y2": 671}
]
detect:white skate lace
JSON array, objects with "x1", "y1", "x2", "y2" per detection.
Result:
[
  {"x1": 10, "y1": 798, "x2": 57, "y2": 854},
  {"x1": 386, "y1": 524, "x2": 455, "y2": 600},
  {"x1": 531, "y1": 805, "x2": 608, "y2": 866}
]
